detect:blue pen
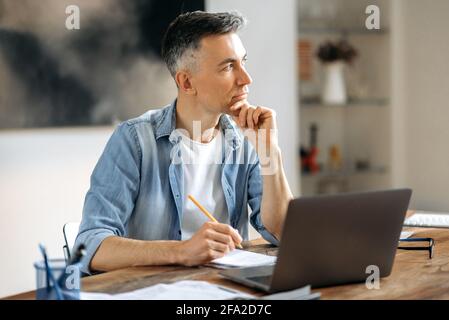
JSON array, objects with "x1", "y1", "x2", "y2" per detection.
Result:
[
  {"x1": 39, "y1": 244, "x2": 50, "y2": 289},
  {"x1": 38, "y1": 243, "x2": 63, "y2": 300}
]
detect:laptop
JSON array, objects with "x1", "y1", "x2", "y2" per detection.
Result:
[{"x1": 220, "y1": 188, "x2": 412, "y2": 293}]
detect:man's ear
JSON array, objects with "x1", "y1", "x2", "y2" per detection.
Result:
[{"x1": 175, "y1": 70, "x2": 197, "y2": 95}]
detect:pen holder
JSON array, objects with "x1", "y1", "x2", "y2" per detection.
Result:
[{"x1": 34, "y1": 259, "x2": 81, "y2": 300}]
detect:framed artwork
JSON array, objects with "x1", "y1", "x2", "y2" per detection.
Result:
[{"x1": 0, "y1": 0, "x2": 204, "y2": 129}]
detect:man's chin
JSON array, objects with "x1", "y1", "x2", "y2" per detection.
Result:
[
  {"x1": 222, "y1": 104, "x2": 237, "y2": 116},
  {"x1": 222, "y1": 107, "x2": 233, "y2": 116}
]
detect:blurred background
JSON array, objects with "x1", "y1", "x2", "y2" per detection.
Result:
[{"x1": 1, "y1": 0, "x2": 449, "y2": 297}]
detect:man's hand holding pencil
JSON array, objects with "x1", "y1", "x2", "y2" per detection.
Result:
[{"x1": 175, "y1": 195, "x2": 243, "y2": 267}]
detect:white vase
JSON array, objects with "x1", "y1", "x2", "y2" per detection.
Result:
[{"x1": 321, "y1": 62, "x2": 347, "y2": 105}]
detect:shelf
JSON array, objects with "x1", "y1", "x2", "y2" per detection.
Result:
[
  {"x1": 300, "y1": 97, "x2": 389, "y2": 108},
  {"x1": 298, "y1": 27, "x2": 389, "y2": 36},
  {"x1": 301, "y1": 166, "x2": 388, "y2": 179}
]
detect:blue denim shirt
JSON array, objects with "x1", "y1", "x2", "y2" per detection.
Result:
[{"x1": 75, "y1": 100, "x2": 279, "y2": 274}]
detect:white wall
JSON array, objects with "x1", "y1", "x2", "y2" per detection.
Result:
[
  {"x1": 392, "y1": 0, "x2": 449, "y2": 211},
  {"x1": 0, "y1": 127, "x2": 113, "y2": 297},
  {"x1": 206, "y1": 0, "x2": 300, "y2": 196}
]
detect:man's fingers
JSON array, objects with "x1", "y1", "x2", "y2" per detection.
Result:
[
  {"x1": 206, "y1": 239, "x2": 231, "y2": 254},
  {"x1": 253, "y1": 106, "x2": 262, "y2": 125},
  {"x1": 247, "y1": 107, "x2": 255, "y2": 129},
  {"x1": 206, "y1": 229, "x2": 235, "y2": 249},
  {"x1": 229, "y1": 99, "x2": 246, "y2": 112},
  {"x1": 230, "y1": 102, "x2": 262, "y2": 130},
  {"x1": 229, "y1": 101, "x2": 247, "y2": 118},
  {"x1": 229, "y1": 99, "x2": 243, "y2": 109},
  {"x1": 238, "y1": 104, "x2": 249, "y2": 127},
  {"x1": 209, "y1": 249, "x2": 226, "y2": 260},
  {"x1": 232, "y1": 228, "x2": 243, "y2": 245},
  {"x1": 208, "y1": 222, "x2": 243, "y2": 245}
]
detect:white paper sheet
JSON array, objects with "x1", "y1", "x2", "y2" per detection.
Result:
[
  {"x1": 209, "y1": 249, "x2": 276, "y2": 268},
  {"x1": 400, "y1": 231, "x2": 414, "y2": 239},
  {"x1": 80, "y1": 280, "x2": 254, "y2": 300}
]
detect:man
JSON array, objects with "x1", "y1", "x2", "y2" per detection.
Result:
[{"x1": 75, "y1": 11, "x2": 293, "y2": 274}]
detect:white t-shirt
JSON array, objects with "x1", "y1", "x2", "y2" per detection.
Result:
[{"x1": 179, "y1": 131, "x2": 230, "y2": 240}]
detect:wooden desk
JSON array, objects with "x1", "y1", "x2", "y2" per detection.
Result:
[{"x1": 6, "y1": 228, "x2": 449, "y2": 300}]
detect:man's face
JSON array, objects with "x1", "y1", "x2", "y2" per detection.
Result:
[{"x1": 189, "y1": 33, "x2": 252, "y2": 115}]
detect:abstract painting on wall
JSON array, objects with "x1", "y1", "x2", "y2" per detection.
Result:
[{"x1": 0, "y1": 0, "x2": 203, "y2": 129}]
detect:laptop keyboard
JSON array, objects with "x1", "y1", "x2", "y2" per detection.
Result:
[{"x1": 246, "y1": 275, "x2": 272, "y2": 286}]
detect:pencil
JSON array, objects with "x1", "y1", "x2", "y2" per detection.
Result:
[{"x1": 187, "y1": 194, "x2": 243, "y2": 249}]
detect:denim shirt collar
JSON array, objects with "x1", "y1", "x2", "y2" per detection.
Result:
[{"x1": 155, "y1": 99, "x2": 242, "y2": 150}]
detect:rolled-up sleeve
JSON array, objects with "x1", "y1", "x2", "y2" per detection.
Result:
[
  {"x1": 75, "y1": 122, "x2": 142, "y2": 274},
  {"x1": 247, "y1": 158, "x2": 280, "y2": 246}
]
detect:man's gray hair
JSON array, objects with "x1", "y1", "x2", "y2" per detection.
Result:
[{"x1": 161, "y1": 11, "x2": 246, "y2": 78}]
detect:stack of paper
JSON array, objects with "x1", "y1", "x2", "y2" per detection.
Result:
[
  {"x1": 209, "y1": 249, "x2": 276, "y2": 268},
  {"x1": 81, "y1": 280, "x2": 255, "y2": 300},
  {"x1": 80, "y1": 280, "x2": 320, "y2": 300}
]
